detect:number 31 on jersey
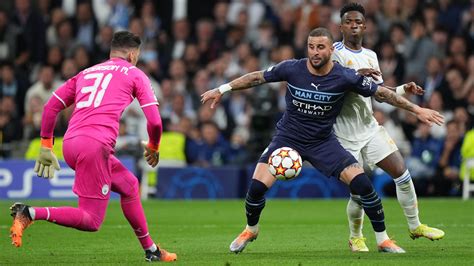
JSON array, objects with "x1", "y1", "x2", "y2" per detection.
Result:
[{"x1": 77, "y1": 73, "x2": 113, "y2": 108}]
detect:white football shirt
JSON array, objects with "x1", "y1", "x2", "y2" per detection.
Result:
[{"x1": 331, "y1": 41, "x2": 383, "y2": 141}]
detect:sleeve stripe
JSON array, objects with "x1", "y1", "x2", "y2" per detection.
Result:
[
  {"x1": 140, "y1": 102, "x2": 159, "y2": 108},
  {"x1": 53, "y1": 92, "x2": 66, "y2": 107}
]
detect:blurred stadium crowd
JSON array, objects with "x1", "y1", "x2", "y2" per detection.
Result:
[{"x1": 0, "y1": 0, "x2": 473, "y2": 196}]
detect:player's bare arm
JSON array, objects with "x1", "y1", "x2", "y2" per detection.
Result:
[
  {"x1": 201, "y1": 70, "x2": 266, "y2": 109},
  {"x1": 374, "y1": 86, "x2": 444, "y2": 126}
]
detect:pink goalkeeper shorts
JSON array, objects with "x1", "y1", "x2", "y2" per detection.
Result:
[{"x1": 63, "y1": 136, "x2": 114, "y2": 200}]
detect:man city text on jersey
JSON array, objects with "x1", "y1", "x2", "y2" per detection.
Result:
[{"x1": 263, "y1": 58, "x2": 377, "y2": 143}]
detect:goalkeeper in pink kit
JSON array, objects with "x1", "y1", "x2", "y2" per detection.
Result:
[{"x1": 9, "y1": 31, "x2": 177, "y2": 262}]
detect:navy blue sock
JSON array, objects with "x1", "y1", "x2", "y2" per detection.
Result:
[
  {"x1": 245, "y1": 179, "x2": 268, "y2": 226},
  {"x1": 349, "y1": 173, "x2": 386, "y2": 232}
]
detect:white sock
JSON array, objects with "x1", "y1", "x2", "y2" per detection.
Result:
[
  {"x1": 394, "y1": 170, "x2": 421, "y2": 231},
  {"x1": 246, "y1": 224, "x2": 259, "y2": 234},
  {"x1": 28, "y1": 207, "x2": 35, "y2": 220},
  {"x1": 347, "y1": 195, "x2": 364, "y2": 238},
  {"x1": 146, "y1": 243, "x2": 158, "y2": 252},
  {"x1": 375, "y1": 231, "x2": 390, "y2": 245}
]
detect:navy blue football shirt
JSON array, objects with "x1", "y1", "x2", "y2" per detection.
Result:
[{"x1": 263, "y1": 58, "x2": 378, "y2": 142}]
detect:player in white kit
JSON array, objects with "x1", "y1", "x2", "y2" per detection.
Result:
[{"x1": 332, "y1": 3, "x2": 445, "y2": 252}]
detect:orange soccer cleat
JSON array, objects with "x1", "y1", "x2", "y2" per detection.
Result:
[
  {"x1": 377, "y1": 239, "x2": 406, "y2": 253},
  {"x1": 145, "y1": 246, "x2": 177, "y2": 262},
  {"x1": 229, "y1": 228, "x2": 259, "y2": 253},
  {"x1": 9, "y1": 202, "x2": 34, "y2": 247}
]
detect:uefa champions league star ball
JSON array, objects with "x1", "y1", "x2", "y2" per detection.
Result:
[{"x1": 268, "y1": 147, "x2": 303, "y2": 180}]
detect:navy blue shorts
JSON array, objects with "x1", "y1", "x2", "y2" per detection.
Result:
[{"x1": 258, "y1": 134, "x2": 358, "y2": 178}]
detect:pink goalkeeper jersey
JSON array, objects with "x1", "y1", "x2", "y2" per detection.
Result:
[{"x1": 52, "y1": 58, "x2": 158, "y2": 147}]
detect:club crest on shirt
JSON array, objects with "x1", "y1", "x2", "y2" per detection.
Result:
[
  {"x1": 102, "y1": 184, "x2": 109, "y2": 195},
  {"x1": 346, "y1": 60, "x2": 353, "y2": 66}
]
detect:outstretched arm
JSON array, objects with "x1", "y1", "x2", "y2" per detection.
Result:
[
  {"x1": 357, "y1": 68, "x2": 424, "y2": 95},
  {"x1": 201, "y1": 70, "x2": 266, "y2": 109},
  {"x1": 374, "y1": 86, "x2": 444, "y2": 126}
]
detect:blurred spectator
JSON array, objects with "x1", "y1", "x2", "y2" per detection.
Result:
[
  {"x1": 421, "y1": 56, "x2": 444, "y2": 104},
  {"x1": 0, "y1": 62, "x2": 29, "y2": 117},
  {"x1": 379, "y1": 41, "x2": 405, "y2": 84},
  {"x1": 186, "y1": 121, "x2": 232, "y2": 167},
  {"x1": 23, "y1": 94, "x2": 43, "y2": 139},
  {"x1": 108, "y1": 0, "x2": 131, "y2": 30},
  {"x1": 431, "y1": 26, "x2": 449, "y2": 59},
  {"x1": 446, "y1": 35, "x2": 469, "y2": 71},
  {"x1": 140, "y1": 0, "x2": 161, "y2": 42},
  {"x1": 0, "y1": 96, "x2": 22, "y2": 156},
  {"x1": 213, "y1": 1, "x2": 230, "y2": 48},
  {"x1": 275, "y1": 4, "x2": 295, "y2": 45},
  {"x1": 72, "y1": 45, "x2": 91, "y2": 71},
  {"x1": 422, "y1": 3, "x2": 438, "y2": 35},
  {"x1": 24, "y1": 65, "x2": 60, "y2": 113},
  {"x1": 171, "y1": 18, "x2": 191, "y2": 60},
  {"x1": 46, "y1": 8, "x2": 66, "y2": 47},
  {"x1": 404, "y1": 19, "x2": 436, "y2": 83},
  {"x1": 11, "y1": 0, "x2": 46, "y2": 66},
  {"x1": 437, "y1": 68, "x2": 469, "y2": 109},
  {"x1": 454, "y1": 107, "x2": 470, "y2": 135},
  {"x1": 167, "y1": 93, "x2": 196, "y2": 131},
  {"x1": 183, "y1": 43, "x2": 202, "y2": 78},
  {"x1": 115, "y1": 119, "x2": 140, "y2": 157},
  {"x1": 45, "y1": 45, "x2": 63, "y2": 74},
  {"x1": 195, "y1": 18, "x2": 220, "y2": 65},
  {"x1": 0, "y1": 9, "x2": 19, "y2": 63},
  {"x1": 93, "y1": 25, "x2": 113, "y2": 63},
  {"x1": 189, "y1": 69, "x2": 211, "y2": 109},
  {"x1": 59, "y1": 58, "x2": 78, "y2": 81},
  {"x1": 426, "y1": 91, "x2": 452, "y2": 139},
  {"x1": 228, "y1": 0, "x2": 265, "y2": 31},
  {"x1": 55, "y1": 19, "x2": 75, "y2": 57},
  {"x1": 294, "y1": 0, "x2": 320, "y2": 30},
  {"x1": 405, "y1": 123, "x2": 443, "y2": 194},
  {"x1": 433, "y1": 120, "x2": 465, "y2": 196},
  {"x1": 389, "y1": 23, "x2": 407, "y2": 55},
  {"x1": 73, "y1": 2, "x2": 98, "y2": 52},
  {"x1": 438, "y1": 0, "x2": 464, "y2": 34}
]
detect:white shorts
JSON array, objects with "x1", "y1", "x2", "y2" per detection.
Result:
[{"x1": 337, "y1": 126, "x2": 398, "y2": 169}]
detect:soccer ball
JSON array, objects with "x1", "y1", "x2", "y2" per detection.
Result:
[{"x1": 268, "y1": 147, "x2": 302, "y2": 180}]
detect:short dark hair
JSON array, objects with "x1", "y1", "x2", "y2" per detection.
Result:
[
  {"x1": 110, "y1": 31, "x2": 141, "y2": 50},
  {"x1": 340, "y1": 2, "x2": 365, "y2": 18},
  {"x1": 308, "y1": 27, "x2": 334, "y2": 43}
]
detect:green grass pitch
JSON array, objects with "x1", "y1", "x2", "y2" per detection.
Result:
[{"x1": 0, "y1": 199, "x2": 473, "y2": 265}]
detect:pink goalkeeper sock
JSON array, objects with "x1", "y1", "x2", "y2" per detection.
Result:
[
  {"x1": 121, "y1": 195, "x2": 154, "y2": 249},
  {"x1": 110, "y1": 156, "x2": 155, "y2": 250},
  {"x1": 33, "y1": 197, "x2": 108, "y2": 231}
]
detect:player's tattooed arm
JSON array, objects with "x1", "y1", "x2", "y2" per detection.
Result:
[
  {"x1": 201, "y1": 71, "x2": 266, "y2": 108},
  {"x1": 374, "y1": 86, "x2": 417, "y2": 112},
  {"x1": 228, "y1": 71, "x2": 266, "y2": 91},
  {"x1": 374, "y1": 86, "x2": 445, "y2": 126}
]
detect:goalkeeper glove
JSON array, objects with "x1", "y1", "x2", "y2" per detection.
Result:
[
  {"x1": 33, "y1": 137, "x2": 60, "y2": 179},
  {"x1": 141, "y1": 141, "x2": 159, "y2": 168}
]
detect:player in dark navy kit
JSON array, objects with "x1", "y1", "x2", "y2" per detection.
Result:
[{"x1": 201, "y1": 28, "x2": 444, "y2": 254}]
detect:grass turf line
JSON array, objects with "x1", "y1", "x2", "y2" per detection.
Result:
[{"x1": 0, "y1": 199, "x2": 472, "y2": 265}]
